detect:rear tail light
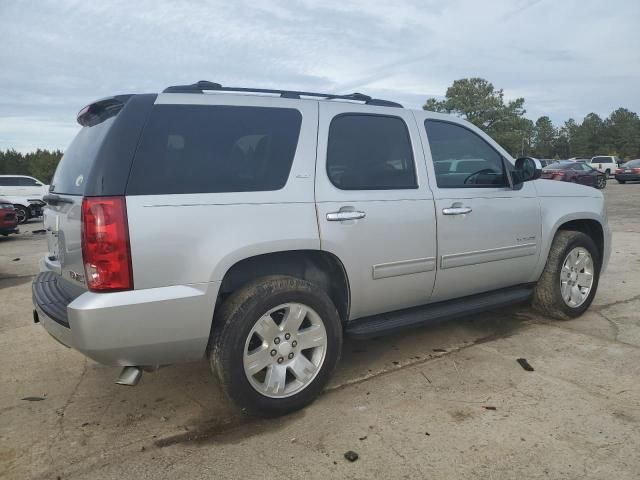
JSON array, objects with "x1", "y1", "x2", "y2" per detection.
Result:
[
  {"x1": 633, "y1": 168, "x2": 640, "y2": 174},
  {"x1": 616, "y1": 168, "x2": 623, "y2": 174},
  {"x1": 81, "y1": 196, "x2": 133, "y2": 292},
  {"x1": 552, "y1": 172, "x2": 565, "y2": 178}
]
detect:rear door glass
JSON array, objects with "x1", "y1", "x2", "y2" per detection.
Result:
[{"x1": 126, "y1": 105, "x2": 302, "y2": 195}]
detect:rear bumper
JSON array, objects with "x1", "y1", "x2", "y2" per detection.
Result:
[
  {"x1": 33, "y1": 272, "x2": 220, "y2": 367},
  {"x1": 615, "y1": 174, "x2": 640, "y2": 182}
]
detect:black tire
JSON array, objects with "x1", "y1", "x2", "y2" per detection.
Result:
[
  {"x1": 617, "y1": 180, "x2": 626, "y2": 184},
  {"x1": 13, "y1": 205, "x2": 29, "y2": 224},
  {"x1": 605, "y1": 169, "x2": 611, "y2": 177},
  {"x1": 533, "y1": 230, "x2": 600, "y2": 320},
  {"x1": 211, "y1": 275, "x2": 343, "y2": 417}
]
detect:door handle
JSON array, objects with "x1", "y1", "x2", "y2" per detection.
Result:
[
  {"x1": 326, "y1": 211, "x2": 366, "y2": 221},
  {"x1": 442, "y1": 206, "x2": 472, "y2": 215}
]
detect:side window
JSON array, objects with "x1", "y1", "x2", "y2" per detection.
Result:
[
  {"x1": 127, "y1": 105, "x2": 302, "y2": 195},
  {"x1": 424, "y1": 120, "x2": 507, "y2": 188},
  {"x1": 327, "y1": 114, "x2": 417, "y2": 190},
  {"x1": 0, "y1": 177, "x2": 19, "y2": 186},
  {"x1": 17, "y1": 177, "x2": 39, "y2": 186}
]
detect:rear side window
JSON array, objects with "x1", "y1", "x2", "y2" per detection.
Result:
[
  {"x1": 51, "y1": 117, "x2": 116, "y2": 195},
  {"x1": 126, "y1": 105, "x2": 302, "y2": 195},
  {"x1": 424, "y1": 120, "x2": 507, "y2": 188},
  {"x1": 0, "y1": 177, "x2": 19, "y2": 186},
  {"x1": 326, "y1": 114, "x2": 417, "y2": 190}
]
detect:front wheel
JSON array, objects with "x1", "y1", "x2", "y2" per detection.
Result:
[
  {"x1": 533, "y1": 231, "x2": 600, "y2": 320},
  {"x1": 211, "y1": 276, "x2": 342, "y2": 417},
  {"x1": 13, "y1": 205, "x2": 28, "y2": 224}
]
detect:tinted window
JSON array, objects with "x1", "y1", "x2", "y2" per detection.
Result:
[
  {"x1": 127, "y1": 105, "x2": 302, "y2": 195},
  {"x1": 51, "y1": 116, "x2": 116, "y2": 195},
  {"x1": 0, "y1": 177, "x2": 19, "y2": 186},
  {"x1": 592, "y1": 156, "x2": 612, "y2": 163},
  {"x1": 17, "y1": 177, "x2": 39, "y2": 186},
  {"x1": 424, "y1": 120, "x2": 506, "y2": 188},
  {"x1": 326, "y1": 114, "x2": 416, "y2": 190},
  {"x1": 624, "y1": 160, "x2": 640, "y2": 168}
]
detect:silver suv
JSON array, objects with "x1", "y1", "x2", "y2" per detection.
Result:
[{"x1": 33, "y1": 81, "x2": 611, "y2": 416}]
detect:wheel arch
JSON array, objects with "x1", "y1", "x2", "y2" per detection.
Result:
[
  {"x1": 534, "y1": 211, "x2": 607, "y2": 282},
  {"x1": 216, "y1": 249, "x2": 351, "y2": 325}
]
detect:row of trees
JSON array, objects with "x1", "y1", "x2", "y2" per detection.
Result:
[
  {"x1": 0, "y1": 149, "x2": 62, "y2": 184},
  {"x1": 424, "y1": 78, "x2": 640, "y2": 160},
  {"x1": 1, "y1": 78, "x2": 638, "y2": 181}
]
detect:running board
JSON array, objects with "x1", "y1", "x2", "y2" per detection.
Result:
[{"x1": 345, "y1": 285, "x2": 534, "y2": 339}]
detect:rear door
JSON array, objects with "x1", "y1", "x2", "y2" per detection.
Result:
[
  {"x1": 0, "y1": 177, "x2": 20, "y2": 196},
  {"x1": 315, "y1": 103, "x2": 437, "y2": 320},
  {"x1": 416, "y1": 113, "x2": 541, "y2": 302}
]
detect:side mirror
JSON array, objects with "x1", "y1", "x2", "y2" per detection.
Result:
[{"x1": 513, "y1": 157, "x2": 542, "y2": 186}]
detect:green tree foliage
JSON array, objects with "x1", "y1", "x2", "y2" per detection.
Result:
[
  {"x1": 425, "y1": 78, "x2": 640, "y2": 160},
  {"x1": 424, "y1": 78, "x2": 529, "y2": 155},
  {"x1": 0, "y1": 149, "x2": 63, "y2": 183}
]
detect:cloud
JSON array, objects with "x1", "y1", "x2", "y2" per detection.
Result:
[{"x1": 0, "y1": 0, "x2": 638, "y2": 151}]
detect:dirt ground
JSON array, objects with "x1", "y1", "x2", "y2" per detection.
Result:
[{"x1": 1, "y1": 182, "x2": 639, "y2": 479}]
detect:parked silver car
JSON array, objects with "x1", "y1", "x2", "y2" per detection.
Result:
[{"x1": 33, "y1": 81, "x2": 611, "y2": 416}]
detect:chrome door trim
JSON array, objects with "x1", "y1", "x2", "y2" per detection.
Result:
[
  {"x1": 372, "y1": 257, "x2": 436, "y2": 280},
  {"x1": 441, "y1": 243, "x2": 537, "y2": 269}
]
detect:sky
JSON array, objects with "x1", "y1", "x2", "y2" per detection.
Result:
[{"x1": 0, "y1": 0, "x2": 639, "y2": 152}]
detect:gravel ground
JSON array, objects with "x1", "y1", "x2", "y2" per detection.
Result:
[{"x1": 1, "y1": 182, "x2": 639, "y2": 479}]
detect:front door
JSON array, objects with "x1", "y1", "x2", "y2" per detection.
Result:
[
  {"x1": 416, "y1": 114, "x2": 542, "y2": 302},
  {"x1": 315, "y1": 103, "x2": 437, "y2": 320}
]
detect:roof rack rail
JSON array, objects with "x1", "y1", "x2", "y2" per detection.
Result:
[{"x1": 162, "y1": 80, "x2": 403, "y2": 108}]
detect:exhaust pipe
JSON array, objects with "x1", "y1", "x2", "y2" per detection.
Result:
[{"x1": 115, "y1": 366, "x2": 142, "y2": 386}]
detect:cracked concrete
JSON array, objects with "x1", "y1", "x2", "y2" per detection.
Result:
[{"x1": 1, "y1": 183, "x2": 640, "y2": 479}]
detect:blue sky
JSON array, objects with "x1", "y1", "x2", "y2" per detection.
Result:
[{"x1": 0, "y1": 0, "x2": 639, "y2": 151}]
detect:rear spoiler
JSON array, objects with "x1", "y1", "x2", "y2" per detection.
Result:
[{"x1": 77, "y1": 94, "x2": 134, "y2": 127}]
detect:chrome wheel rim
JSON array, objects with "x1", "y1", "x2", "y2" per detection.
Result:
[
  {"x1": 243, "y1": 303, "x2": 327, "y2": 398},
  {"x1": 15, "y1": 208, "x2": 27, "y2": 223},
  {"x1": 560, "y1": 247, "x2": 594, "y2": 308}
]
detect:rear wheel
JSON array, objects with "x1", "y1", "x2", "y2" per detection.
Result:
[
  {"x1": 596, "y1": 175, "x2": 606, "y2": 189},
  {"x1": 13, "y1": 205, "x2": 28, "y2": 224},
  {"x1": 605, "y1": 169, "x2": 611, "y2": 177},
  {"x1": 211, "y1": 276, "x2": 342, "y2": 417},
  {"x1": 533, "y1": 231, "x2": 600, "y2": 320}
]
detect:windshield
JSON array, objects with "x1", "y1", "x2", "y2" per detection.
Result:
[{"x1": 50, "y1": 117, "x2": 115, "y2": 195}]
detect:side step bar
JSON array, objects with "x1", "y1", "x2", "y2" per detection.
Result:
[{"x1": 345, "y1": 285, "x2": 534, "y2": 339}]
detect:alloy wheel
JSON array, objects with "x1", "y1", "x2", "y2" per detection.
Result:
[
  {"x1": 560, "y1": 247, "x2": 594, "y2": 308},
  {"x1": 243, "y1": 303, "x2": 327, "y2": 398}
]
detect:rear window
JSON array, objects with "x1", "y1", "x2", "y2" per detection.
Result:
[
  {"x1": 126, "y1": 105, "x2": 302, "y2": 195},
  {"x1": 50, "y1": 117, "x2": 115, "y2": 195},
  {"x1": 592, "y1": 156, "x2": 612, "y2": 163},
  {"x1": 624, "y1": 160, "x2": 640, "y2": 168}
]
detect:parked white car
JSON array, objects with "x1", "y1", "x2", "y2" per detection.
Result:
[
  {"x1": 589, "y1": 156, "x2": 621, "y2": 176},
  {"x1": 0, "y1": 175, "x2": 49, "y2": 223}
]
